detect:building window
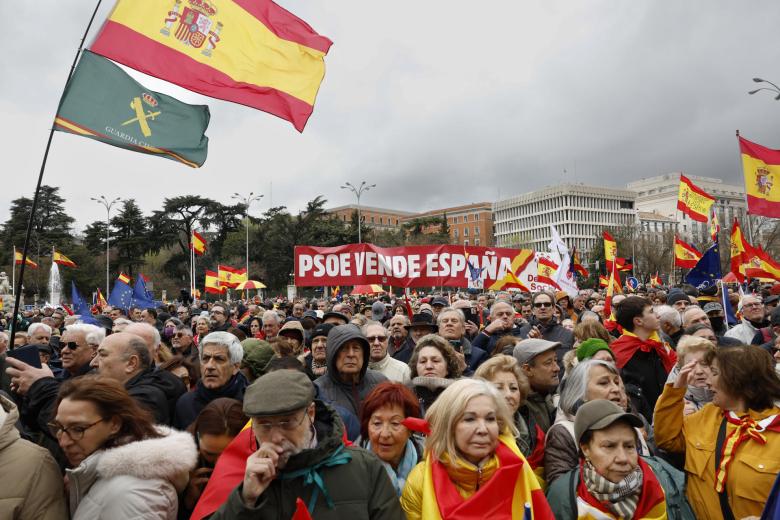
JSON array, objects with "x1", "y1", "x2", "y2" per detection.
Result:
[
  {"x1": 475, "y1": 238, "x2": 480, "y2": 245},
  {"x1": 464, "y1": 239, "x2": 469, "y2": 246},
  {"x1": 371, "y1": 216, "x2": 375, "y2": 223},
  {"x1": 454, "y1": 229, "x2": 459, "y2": 239},
  {"x1": 464, "y1": 227, "x2": 469, "y2": 237},
  {"x1": 475, "y1": 226, "x2": 480, "y2": 235}
]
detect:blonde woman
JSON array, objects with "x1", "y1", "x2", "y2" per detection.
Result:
[{"x1": 401, "y1": 378, "x2": 553, "y2": 520}]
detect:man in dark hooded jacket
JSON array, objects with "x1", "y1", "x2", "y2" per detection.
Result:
[
  {"x1": 90, "y1": 332, "x2": 185, "y2": 425},
  {"x1": 314, "y1": 324, "x2": 387, "y2": 417}
]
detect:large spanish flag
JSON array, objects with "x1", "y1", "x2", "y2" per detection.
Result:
[
  {"x1": 739, "y1": 135, "x2": 780, "y2": 218},
  {"x1": 53, "y1": 251, "x2": 78, "y2": 268},
  {"x1": 677, "y1": 174, "x2": 715, "y2": 222},
  {"x1": 91, "y1": 0, "x2": 333, "y2": 132},
  {"x1": 218, "y1": 264, "x2": 247, "y2": 288},
  {"x1": 674, "y1": 236, "x2": 702, "y2": 268},
  {"x1": 205, "y1": 270, "x2": 224, "y2": 293},
  {"x1": 744, "y1": 246, "x2": 780, "y2": 282},
  {"x1": 729, "y1": 218, "x2": 750, "y2": 282},
  {"x1": 190, "y1": 230, "x2": 207, "y2": 256},
  {"x1": 14, "y1": 251, "x2": 38, "y2": 268}
]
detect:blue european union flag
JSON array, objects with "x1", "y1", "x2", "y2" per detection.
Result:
[
  {"x1": 108, "y1": 279, "x2": 135, "y2": 310},
  {"x1": 685, "y1": 243, "x2": 722, "y2": 290},
  {"x1": 71, "y1": 282, "x2": 98, "y2": 325},
  {"x1": 132, "y1": 275, "x2": 158, "y2": 309}
]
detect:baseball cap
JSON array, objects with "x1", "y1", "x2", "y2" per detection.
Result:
[{"x1": 574, "y1": 399, "x2": 643, "y2": 444}]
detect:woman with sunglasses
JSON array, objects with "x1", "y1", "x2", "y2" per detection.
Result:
[{"x1": 51, "y1": 376, "x2": 197, "y2": 519}]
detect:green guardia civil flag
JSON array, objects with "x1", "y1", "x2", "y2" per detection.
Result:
[{"x1": 54, "y1": 50, "x2": 209, "y2": 168}]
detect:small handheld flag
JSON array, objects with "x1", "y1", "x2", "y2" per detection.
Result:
[
  {"x1": 674, "y1": 236, "x2": 702, "y2": 268},
  {"x1": 678, "y1": 174, "x2": 715, "y2": 222}
]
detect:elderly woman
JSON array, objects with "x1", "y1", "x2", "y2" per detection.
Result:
[
  {"x1": 474, "y1": 355, "x2": 544, "y2": 471},
  {"x1": 545, "y1": 360, "x2": 651, "y2": 485},
  {"x1": 194, "y1": 316, "x2": 210, "y2": 346},
  {"x1": 358, "y1": 382, "x2": 424, "y2": 495},
  {"x1": 401, "y1": 378, "x2": 553, "y2": 519},
  {"x1": 665, "y1": 336, "x2": 715, "y2": 415},
  {"x1": 408, "y1": 334, "x2": 462, "y2": 415},
  {"x1": 52, "y1": 376, "x2": 197, "y2": 519},
  {"x1": 655, "y1": 345, "x2": 780, "y2": 519},
  {"x1": 547, "y1": 399, "x2": 692, "y2": 519}
]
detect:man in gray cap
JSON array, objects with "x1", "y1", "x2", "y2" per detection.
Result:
[
  {"x1": 314, "y1": 324, "x2": 387, "y2": 416},
  {"x1": 513, "y1": 338, "x2": 561, "y2": 432},
  {"x1": 702, "y1": 302, "x2": 726, "y2": 336},
  {"x1": 210, "y1": 370, "x2": 403, "y2": 519}
]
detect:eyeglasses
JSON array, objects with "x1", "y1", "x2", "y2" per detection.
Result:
[
  {"x1": 743, "y1": 302, "x2": 764, "y2": 309},
  {"x1": 253, "y1": 412, "x2": 308, "y2": 433},
  {"x1": 366, "y1": 335, "x2": 388, "y2": 343},
  {"x1": 47, "y1": 419, "x2": 104, "y2": 440},
  {"x1": 534, "y1": 302, "x2": 553, "y2": 308},
  {"x1": 173, "y1": 332, "x2": 190, "y2": 338},
  {"x1": 210, "y1": 311, "x2": 224, "y2": 315},
  {"x1": 63, "y1": 341, "x2": 83, "y2": 350}
]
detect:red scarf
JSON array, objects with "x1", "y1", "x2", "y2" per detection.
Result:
[
  {"x1": 714, "y1": 411, "x2": 780, "y2": 493},
  {"x1": 525, "y1": 424, "x2": 546, "y2": 470},
  {"x1": 611, "y1": 331, "x2": 676, "y2": 373},
  {"x1": 576, "y1": 458, "x2": 666, "y2": 518}
]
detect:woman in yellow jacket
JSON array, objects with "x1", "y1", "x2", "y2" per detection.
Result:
[
  {"x1": 654, "y1": 345, "x2": 780, "y2": 519},
  {"x1": 400, "y1": 378, "x2": 553, "y2": 520}
]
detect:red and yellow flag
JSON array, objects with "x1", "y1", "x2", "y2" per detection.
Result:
[
  {"x1": 53, "y1": 251, "x2": 78, "y2": 268},
  {"x1": 674, "y1": 236, "x2": 702, "y2": 268},
  {"x1": 218, "y1": 264, "x2": 247, "y2": 288},
  {"x1": 744, "y1": 246, "x2": 780, "y2": 282},
  {"x1": 677, "y1": 174, "x2": 715, "y2": 222},
  {"x1": 730, "y1": 218, "x2": 750, "y2": 282},
  {"x1": 739, "y1": 135, "x2": 780, "y2": 218},
  {"x1": 651, "y1": 272, "x2": 662, "y2": 287},
  {"x1": 488, "y1": 250, "x2": 533, "y2": 291},
  {"x1": 603, "y1": 230, "x2": 617, "y2": 262},
  {"x1": 537, "y1": 256, "x2": 561, "y2": 290},
  {"x1": 118, "y1": 272, "x2": 131, "y2": 284},
  {"x1": 571, "y1": 247, "x2": 589, "y2": 278},
  {"x1": 97, "y1": 288, "x2": 108, "y2": 308},
  {"x1": 90, "y1": 0, "x2": 332, "y2": 132},
  {"x1": 191, "y1": 230, "x2": 207, "y2": 256},
  {"x1": 14, "y1": 251, "x2": 37, "y2": 268},
  {"x1": 205, "y1": 270, "x2": 224, "y2": 294},
  {"x1": 709, "y1": 207, "x2": 720, "y2": 242}
]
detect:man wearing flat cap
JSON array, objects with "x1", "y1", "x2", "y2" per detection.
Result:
[
  {"x1": 210, "y1": 370, "x2": 403, "y2": 519},
  {"x1": 513, "y1": 338, "x2": 561, "y2": 433}
]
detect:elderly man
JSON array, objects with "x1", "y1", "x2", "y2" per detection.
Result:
[
  {"x1": 174, "y1": 331, "x2": 248, "y2": 429},
  {"x1": 703, "y1": 302, "x2": 727, "y2": 336},
  {"x1": 430, "y1": 297, "x2": 449, "y2": 319},
  {"x1": 209, "y1": 370, "x2": 402, "y2": 519},
  {"x1": 172, "y1": 322, "x2": 199, "y2": 361},
  {"x1": 210, "y1": 304, "x2": 232, "y2": 332},
  {"x1": 391, "y1": 313, "x2": 437, "y2": 364},
  {"x1": 177, "y1": 305, "x2": 192, "y2": 326},
  {"x1": 291, "y1": 302, "x2": 305, "y2": 319},
  {"x1": 314, "y1": 324, "x2": 387, "y2": 416},
  {"x1": 91, "y1": 332, "x2": 185, "y2": 425},
  {"x1": 50, "y1": 309, "x2": 65, "y2": 333},
  {"x1": 437, "y1": 308, "x2": 488, "y2": 375},
  {"x1": 125, "y1": 322, "x2": 163, "y2": 365},
  {"x1": 261, "y1": 310, "x2": 281, "y2": 340},
  {"x1": 726, "y1": 294, "x2": 768, "y2": 344},
  {"x1": 513, "y1": 338, "x2": 561, "y2": 433},
  {"x1": 682, "y1": 305, "x2": 710, "y2": 330},
  {"x1": 386, "y1": 314, "x2": 410, "y2": 355},
  {"x1": 666, "y1": 290, "x2": 691, "y2": 314},
  {"x1": 518, "y1": 291, "x2": 575, "y2": 366},
  {"x1": 363, "y1": 321, "x2": 410, "y2": 384},
  {"x1": 27, "y1": 323, "x2": 52, "y2": 346},
  {"x1": 471, "y1": 301, "x2": 525, "y2": 355},
  {"x1": 656, "y1": 304, "x2": 684, "y2": 348}
]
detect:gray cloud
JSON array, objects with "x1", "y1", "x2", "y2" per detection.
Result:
[{"x1": 3, "y1": 1, "x2": 780, "y2": 234}]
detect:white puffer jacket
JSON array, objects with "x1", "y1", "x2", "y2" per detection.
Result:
[{"x1": 67, "y1": 427, "x2": 197, "y2": 520}]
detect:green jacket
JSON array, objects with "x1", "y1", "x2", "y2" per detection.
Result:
[
  {"x1": 546, "y1": 456, "x2": 696, "y2": 520},
  {"x1": 209, "y1": 401, "x2": 403, "y2": 520}
]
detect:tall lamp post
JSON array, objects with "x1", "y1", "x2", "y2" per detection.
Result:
[
  {"x1": 90, "y1": 196, "x2": 121, "y2": 298},
  {"x1": 749, "y1": 77, "x2": 780, "y2": 99},
  {"x1": 232, "y1": 192, "x2": 263, "y2": 279},
  {"x1": 341, "y1": 181, "x2": 376, "y2": 243}
]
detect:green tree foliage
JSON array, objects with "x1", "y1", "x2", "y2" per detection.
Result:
[
  {"x1": 110, "y1": 199, "x2": 149, "y2": 276},
  {"x1": 401, "y1": 216, "x2": 451, "y2": 245}
]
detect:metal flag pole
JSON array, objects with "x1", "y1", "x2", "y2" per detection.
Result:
[
  {"x1": 11, "y1": 246, "x2": 16, "y2": 298},
  {"x1": 9, "y1": 0, "x2": 104, "y2": 347}
]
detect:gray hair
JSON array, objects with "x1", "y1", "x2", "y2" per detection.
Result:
[
  {"x1": 201, "y1": 331, "x2": 244, "y2": 364},
  {"x1": 437, "y1": 308, "x2": 465, "y2": 326},
  {"x1": 655, "y1": 304, "x2": 682, "y2": 328},
  {"x1": 261, "y1": 310, "x2": 280, "y2": 325},
  {"x1": 27, "y1": 322, "x2": 52, "y2": 337},
  {"x1": 559, "y1": 359, "x2": 619, "y2": 417},
  {"x1": 67, "y1": 323, "x2": 105, "y2": 347},
  {"x1": 122, "y1": 335, "x2": 152, "y2": 370},
  {"x1": 175, "y1": 323, "x2": 193, "y2": 336},
  {"x1": 361, "y1": 320, "x2": 383, "y2": 336}
]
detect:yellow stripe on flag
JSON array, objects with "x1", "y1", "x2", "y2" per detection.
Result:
[
  {"x1": 107, "y1": 0, "x2": 326, "y2": 104},
  {"x1": 742, "y1": 154, "x2": 780, "y2": 203}
]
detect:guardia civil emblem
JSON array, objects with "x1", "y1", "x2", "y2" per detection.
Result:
[
  {"x1": 121, "y1": 93, "x2": 161, "y2": 138},
  {"x1": 161, "y1": 0, "x2": 223, "y2": 57},
  {"x1": 755, "y1": 166, "x2": 774, "y2": 196}
]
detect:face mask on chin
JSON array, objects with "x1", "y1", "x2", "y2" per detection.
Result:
[{"x1": 709, "y1": 317, "x2": 724, "y2": 331}]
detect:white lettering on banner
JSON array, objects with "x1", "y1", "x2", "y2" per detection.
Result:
[
  {"x1": 340, "y1": 253, "x2": 351, "y2": 275},
  {"x1": 451, "y1": 255, "x2": 466, "y2": 277},
  {"x1": 354, "y1": 252, "x2": 365, "y2": 274},
  {"x1": 437, "y1": 253, "x2": 450, "y2": 277},
  {"x1": 299, "y1": 255, "x2": 313, "y2": 276},
  {"x1": 498, "y1": 257, "x2": 512, "y2": 280},
  {"x1": 426, "y1": 254, "x2": 438, "y2": 277},
  {"x1": 325, "y1": 255, "x2": 339, "y2": 276},
  {"x1": 378, "y1": 255, "x2": 392, "y2": 276},
  {"x1": 365, "y1": 252, "x2": 378, "y2": 275},
  {"x1": 392, "y1": 256, "x2": 407, "y2": 277},
  {"x1": 313, "y1": 255, "x2": 326, "y2": 277},
  {"x1": 409, "y1": 255, "x2": 421, "y2": 277}
]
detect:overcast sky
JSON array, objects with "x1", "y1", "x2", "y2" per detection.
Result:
[{"x1": 3, "y1": 1, "x2": 780, "y2": 233}]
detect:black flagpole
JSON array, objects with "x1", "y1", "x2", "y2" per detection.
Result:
[{"x1": 9, "y1": 0, "x2": 103, "y2": 348}]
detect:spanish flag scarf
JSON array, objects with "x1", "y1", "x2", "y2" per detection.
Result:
[
  {"x1": 714, "y1": 410, "x2": 780, "y2": 493},
  {"x1": 419, "y1": 435, "x2": 553, "y2": 519},
  {"x1": 612, "y1": 331, "x2": 677, "y2": 373}
]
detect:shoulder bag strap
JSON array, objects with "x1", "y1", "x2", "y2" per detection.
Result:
[{"x1": 714, "y1": 417, "x2": 737, "y2": 520}]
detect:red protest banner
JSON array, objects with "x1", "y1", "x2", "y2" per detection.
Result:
[{"x1": 294, "y1": 243, "x2": 538, "y2": 289}]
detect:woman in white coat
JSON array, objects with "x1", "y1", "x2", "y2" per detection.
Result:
[{"x1": 49, "y1": 376, "x2": 197, "y2": 519}]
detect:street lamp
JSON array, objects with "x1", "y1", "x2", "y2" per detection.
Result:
[
  {"x1": 341, "y1": 181, "x2": 376, "y2": 243},
  {"x1": 90, "y1": 196, "x2": 121, "y2": 298},
  {"x1": 749, "y1": 77, "x2": 780, "y2": 100},
  {"x1": 231, "y1": 192, "x2": 263, "y2": 279}
]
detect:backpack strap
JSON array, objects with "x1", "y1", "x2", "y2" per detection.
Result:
[{"x1": 714, "y1": 418, "x2": 737, "y2": 520}]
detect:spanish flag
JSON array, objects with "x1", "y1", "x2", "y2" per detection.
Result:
[
  {"x1": 730, "y1": 218, "x2": 750, "y2": 282},
  {"x1": 190, "y1": 230, "x2": 207, "y2": 256},
  {"x1": 91, "y1": 0, "x2": 332, "y2": 132},
  {"x1": 651, "y1": 272, "x2": 662, "y2": 287},
  {"x1": 218, "y1": 264, "x2": 247, "y2": 288},
  {"x1": 603, "y1": 231, "x2": 617, "y2": 262},
  {"x1": 14, "y1": 251, "x2": 38, "y2": 268},
  {"x1": 570, "y1": 247, "x2": 589, "y2": 278},
  {"x1": 674, "y1": 236, "x2": 702, "y2": 268},
  {"x1": 744, "y1": 246, "x2": 780, "y2": 282},
  {"x1": 118, "y1": 272, "x2": 131, "y2": 284},
  {"x1": 537, "y1": 256, "x2": 561, "y2": 290},
  {"x1": 488, "y1": 250, "x2": 533, "y2": 291},
  {"x1": 97, "y1": 288, "x2": 108, "y2": 308},
  {"x1": 677, "y1": 174, "x2": 715, "y2": 222},
  {"x1": 205, "y1": 270, "x2": 224, "y2": 294},
  {"x1": 53, "y1": 251, "x2": 78, "y2": 268},
  {"x1": 739, "y1": 135, "x2": 780, "y2": 218}
]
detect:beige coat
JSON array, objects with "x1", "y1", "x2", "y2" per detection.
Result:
[{"x1": 0, "y1": 394, "x2": 67, "y2": 520}]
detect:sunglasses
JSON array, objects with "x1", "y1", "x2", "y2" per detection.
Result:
[
  {"x1": 366, "y1": 335, "x2": 388, "y2": 343},
  {"x1": 534, "y1": 302, "x2": 553, "y2": 308},
  {"x1": 173, "y1": 332, "x2": 190, "y2": 338},
  {"x1": 64, "y1": 341, "x2": 83, "y2": 350}
]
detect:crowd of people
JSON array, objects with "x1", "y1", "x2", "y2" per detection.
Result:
[{"x1": 1, "y1": 282, "x2": 780, "y2": 519}]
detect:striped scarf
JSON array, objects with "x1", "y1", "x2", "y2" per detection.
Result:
[{"x1": 581, "y1": 460, "x2": 643, "y2": 519}]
